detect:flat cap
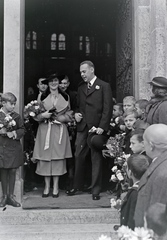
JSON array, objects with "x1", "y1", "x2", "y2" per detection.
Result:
[{"x1": 148, "y1": 76, "x2": 167, "y2": 88}]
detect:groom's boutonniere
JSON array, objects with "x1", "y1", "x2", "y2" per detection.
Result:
[{"x1": 95, "y1": 85, "x2": 100, "y2": 90}]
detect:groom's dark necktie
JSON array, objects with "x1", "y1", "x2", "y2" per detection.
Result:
[{"x1": 87, "y1": 82, "x2": 92, "y2": 91}]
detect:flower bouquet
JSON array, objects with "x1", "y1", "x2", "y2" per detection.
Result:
[
  {"x1": 117, "y1": 225, "x2": 154, "y2": 240},
  {"x1": 24, "y1": 100, "x2": 45, "y2": 119},
  {"x1": 97, "y1": 235, "x2": 111, "y2": 240},
  {"x1": 0, "y1": 114, "x2": 17, "y2": 139},
  {"x1": 0, "y1": 115, "x2": 16, "y2": 132},
  {"x1": 102, "y1": 133, "x2": 125, "y2": 158},
  {"x1": 110, "y1": 160, "x2": 129, "y2": 199}
]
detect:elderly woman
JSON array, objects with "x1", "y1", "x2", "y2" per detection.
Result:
[
  {"x1": 32, "y1": 73, "x2": 72, "y2": 198},
  {"x1": 146, "y1": 76, "x2": 167, "y2": 125}
]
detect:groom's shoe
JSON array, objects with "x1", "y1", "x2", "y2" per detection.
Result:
[
  {"x1": 92, "y1": 194, "x2": 100, "y2": 200},
  {"x1": 66, "y1": 188, "x2": 81, "y2": 196}
]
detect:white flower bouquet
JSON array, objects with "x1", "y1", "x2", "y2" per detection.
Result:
[
  {"x1": 117, "y1": 225, "x2": 154, "y2": 240},
  {"x1": 97, "y1": 234, "x2": 111, "y2": 240},
  {"x1": 0, "y1": 115, "x2": 16, "y2": 132},
  {"x1": 24, "y1": 100, "x2": 45, "y2": 119}
]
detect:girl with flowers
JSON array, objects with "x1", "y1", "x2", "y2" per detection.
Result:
[{"x1": 0, "y1": 92, "x2": 25, "y2": 207}]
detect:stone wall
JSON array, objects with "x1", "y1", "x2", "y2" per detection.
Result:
[
  {"x1": 133, "y1": 0, "x2": 167, "y2": 100},
  {"x1": 116, "y1": 0, "x2": 133, "y2": 102}
]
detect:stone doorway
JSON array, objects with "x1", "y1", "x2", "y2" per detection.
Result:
[
  {"x1": 24, "y1": 0, "x2": 134, "y2": 196},
  {"x1": 24, "y1": 0, "x2": 118, "y2": 99}
]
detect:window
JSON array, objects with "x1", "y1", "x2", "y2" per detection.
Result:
[
  {"x1": 106, "y1": 43, "x2": 112, "y2": 56},
  {"x1": 79, "y1": 36, "x2": 83, "y2": 50},
  {"x1": 79, "y1": 36, "x2": 90, "y2": 55},
  {"x1": 26, "y1": 31, "x2": 37, "y2": 50},
  {"x1": 58, "y1": 33, "x2": 66, "y2": 50},
  {"x1": 32, "y1": 31, "x2": 37, "y2": 49},
  {"x1": 51, "y1": 33, "x2": 57, "y2": 50},
  {"x1": 26, "y1": 32, "x2": 31, "y2": 49},
  {"x1": 85, "y1": 36, "x2": 90, "y2": 55}
]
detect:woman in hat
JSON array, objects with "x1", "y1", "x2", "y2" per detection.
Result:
[
  {"x1": 146, "y1": 76, "x2": 167, "y2": 125},
  {"x1": 32, "y1": 73, "x2": 73, "y2": 198}
]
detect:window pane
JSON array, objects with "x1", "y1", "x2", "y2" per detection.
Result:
[
  {"x1": 59, "y1": 33, "x2": 65, "y2": 41},
  {"x1": 32, "y1": 31, "x2": 37, "y2": 40},
  {"x1": 51, "y1": 33, "x2": 57, "y2": 50},
  {"x1": 26, "y1": 41, "x2": 30, "y2": 50},
  {"x1": 33, "y1": 41, "x2": 37, "y2": 49},
  {"x1": 79, "y1": 36, "x2": 83, "y2": 50},
  {"x1": 51, "y1": 33, "x2": 57, "y2": 41},
  {"x1": 85, "y1": 36, "x2": 90, "y2": 55},
  {"x1": 59, "y1": 42, "x2": 65, "y2": 50},
  {"x1": 51, "y1": 41, "x2": 56, "y2": 50},
  {"x1": 58, "y1": 34, "x2": 66, "y2": 50}
]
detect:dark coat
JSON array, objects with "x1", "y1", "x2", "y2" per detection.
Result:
[
  {"x1": 134, "y1": 150, "x2": 167, "y2": 227},
  {"x1": 146, "y1": 97, "x2": 167, "y2": 124},
  {"x1": 121, "y1": 186, "x2": 138, "y2": 230},
  {"x1": 76, "y1": 78, "x2": 112, "y2": 132},
  {"x1": 123, "y1": 128, "x2": 133, "y2": 154},
  {"x1": 66, "y1": 89, "x2": 77, "y2": 112},
  {"x1": 0, "y1": 111, "x2": 25, "y2": 168}
]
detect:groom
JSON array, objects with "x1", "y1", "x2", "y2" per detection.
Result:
[{"x1": 67, "y1": 60, "x2": 113, "y2": 200}]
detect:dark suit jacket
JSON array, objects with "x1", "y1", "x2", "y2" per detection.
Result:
[
  {"x1": 134, "y1": 150, "x2": 167, "y2": 227},
  {"x1": 121, "y1": 186, "x2": 138, "y2": 230},
  {"x1": 76, "y1": 78, "x2": 112, "y2": 132}
]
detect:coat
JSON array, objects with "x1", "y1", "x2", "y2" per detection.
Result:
[
  {"x1": 134, "y1": 150, "x2": 167, "y2": 227},
  {"x1": 121, "y1": 186, "x2": 138, "y2": 230},
  {"x1": 146, "y1": 97, "x2": 167, "y2": 125},
  {"x1": 76, "y1": 78, "x2": 112, "y2": 132},
  {"x1": 0, "y1": 111, "x2": 25, "y2": 168},
  {"x1": 33, "y1": 93, "x2": 72, "y2": 161}
]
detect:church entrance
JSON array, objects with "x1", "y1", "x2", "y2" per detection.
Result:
[
  {"x1": 24, "y1": 0, "x2": 118, "y2": 99},
  {"x1": 23, "y1": 0, "x2": 134, "y2": 204}
]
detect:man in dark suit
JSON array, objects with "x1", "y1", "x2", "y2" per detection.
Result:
[{"x1": 67, "y1": 60, "x2": 112, "y2": 200}]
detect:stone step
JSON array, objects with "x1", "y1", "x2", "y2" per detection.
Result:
[
  {"x1": 0, "y1": 208, "x2": 119, "y2": 225},
  {"x1": 0, "y1": 223, "x2": 119, "y2": 240}
]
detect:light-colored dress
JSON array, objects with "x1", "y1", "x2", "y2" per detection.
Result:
[{"x1": 33, "y1": 93, "x2": 72, "y2": 176}]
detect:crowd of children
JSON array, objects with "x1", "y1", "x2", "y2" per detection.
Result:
[{"x1": 107, "y1": 92, "x2": 167, "y2": 239}]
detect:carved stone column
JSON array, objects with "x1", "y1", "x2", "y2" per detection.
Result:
[
  {"x1": 1, "y1": 0, "x2": 25, "y2": 202},
  {"x1": 133, "y1": 0, "x2": 167, "y2": 99}
]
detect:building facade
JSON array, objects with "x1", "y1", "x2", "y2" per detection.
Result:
[{"x1": 1, "y1": 0, "x2": 167, "y2": 200}]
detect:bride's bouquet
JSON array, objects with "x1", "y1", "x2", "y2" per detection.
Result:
[{"x1": 24, "y1": 100, "x2": 45, "y2": 119}]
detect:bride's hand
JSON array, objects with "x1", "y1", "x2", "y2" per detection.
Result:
[{"x1": 41, "y1": 111, "x2": 52, "y2": 119}]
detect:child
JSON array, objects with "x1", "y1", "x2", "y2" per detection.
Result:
[
  {"x1": 123, "y1": 96, "x2": 136, "y2": 113},
  {"x1": 134, "y1": 99, "x2": 149, "y2": 130},
  {"x1": 121, "y1": 154, "x2": 149, "y2": 229},
  {"x1": 109, "y1": 103, "x2": 124, "y2": 137},
  {"x1": 130, "y1": 129, "x2": 145, "y2": 155},
  {"x1": 0, "y1": 92, "x2": 25, "y2": 207},
  {"x1": 123, "y1": 110, "x2": 138, "y2": 154}
]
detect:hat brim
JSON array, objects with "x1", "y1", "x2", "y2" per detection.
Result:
[{"x1": 87, "y1": 132, "x2": 108, "y2": 150}]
